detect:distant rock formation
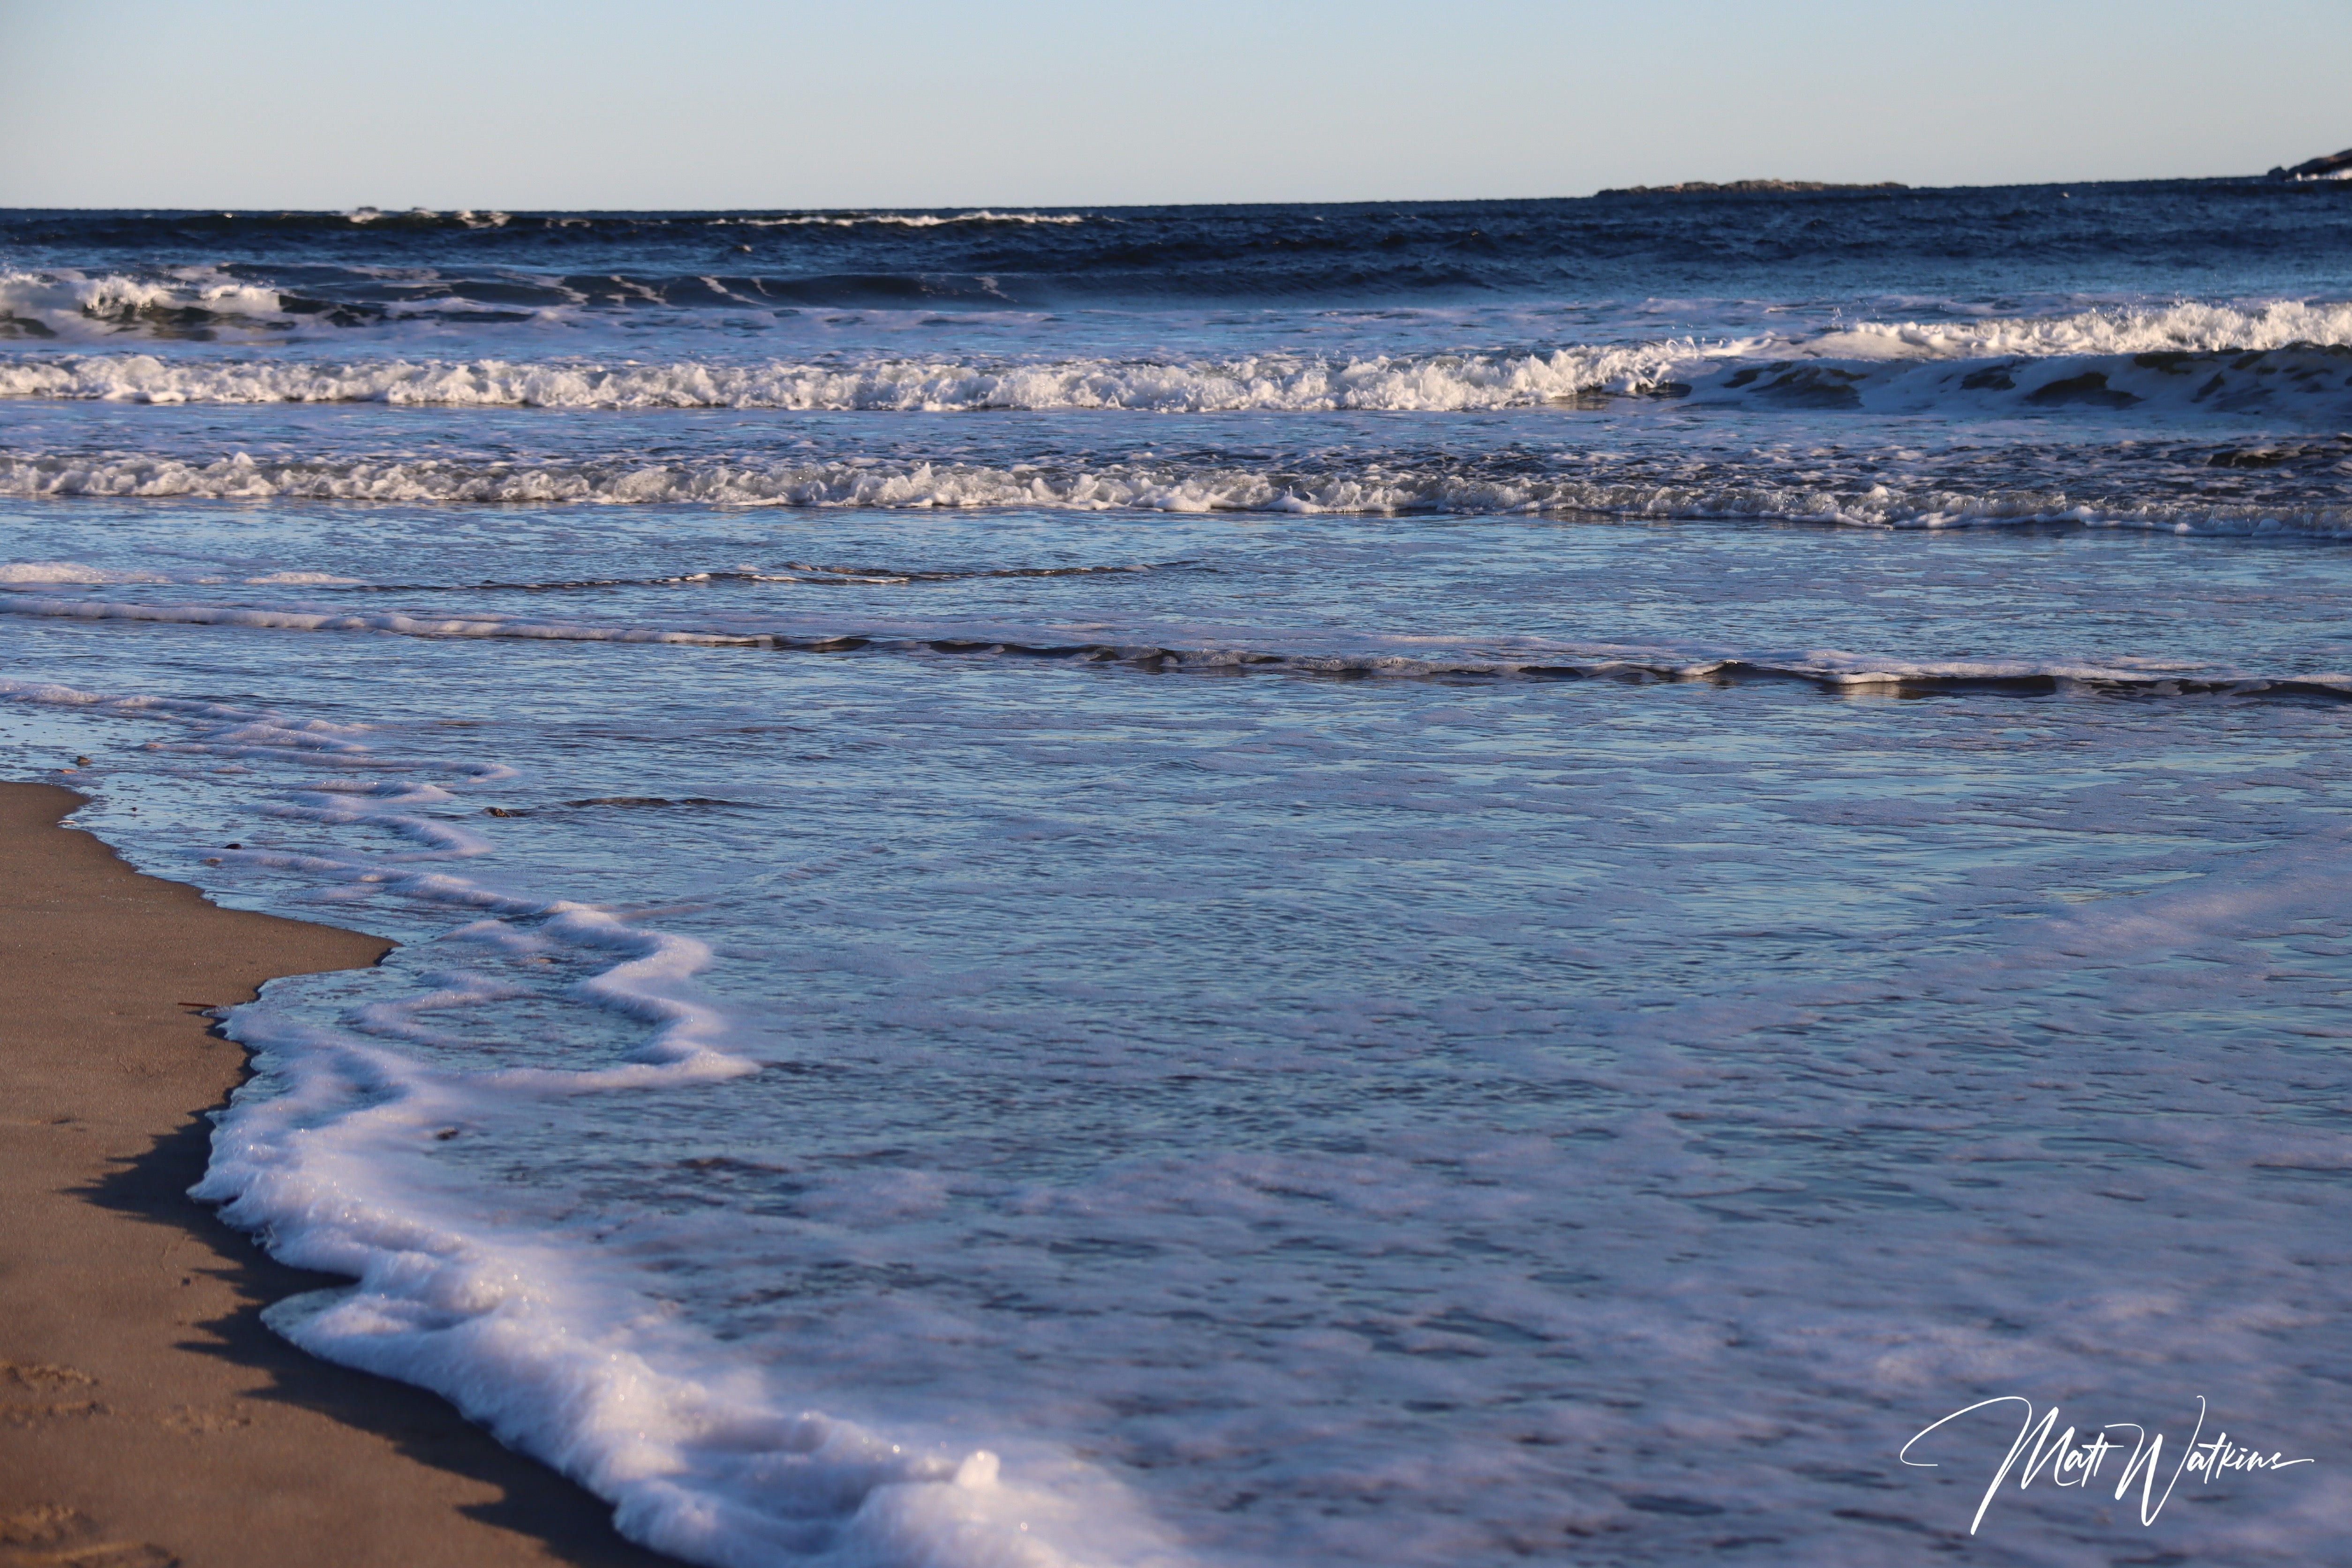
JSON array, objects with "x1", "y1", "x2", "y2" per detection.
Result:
[
  {"x1": 1596, "y1": 179, "x2": 1907, "y2": 196},
  {"x1": 2267, "y1": 148, "x2": 2352, "y2": 181}
]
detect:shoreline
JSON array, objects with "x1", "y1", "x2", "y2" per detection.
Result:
[{"x1": 0, "y1": 781, "x2": 666, "y2": 1568}]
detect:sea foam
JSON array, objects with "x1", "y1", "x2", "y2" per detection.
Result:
[
  {"x1": 0, "y1": 672, "x2": 1184, "y2": 1568},
  {"x1": 9, "y1": 448, "x2": 2351, "y2": 534},
  {"x1": 3, "y1": 313, "x2": 2347, "y2": 420}
]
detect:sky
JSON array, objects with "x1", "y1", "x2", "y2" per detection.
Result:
[{"x1": 4, "y1": 0, "x2": 2348, "y2": 210}]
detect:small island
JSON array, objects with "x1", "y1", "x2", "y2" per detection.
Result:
[{"x1": 1596, "y1": 179, "x2": 1907, "y2": 196}]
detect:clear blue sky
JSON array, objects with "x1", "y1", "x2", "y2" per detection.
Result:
[{"x1": 4, "y1": 0, "x2": 2347, "y2": 209}]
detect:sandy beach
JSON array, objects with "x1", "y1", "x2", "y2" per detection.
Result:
[{"x1": 0, "y1": 780, "x2": 665, "y2": 1568}]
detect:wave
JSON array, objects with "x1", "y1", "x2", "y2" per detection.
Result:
[
  {"x1": 0, "y1": 260, "x2": 1086, "y2": 341},
  {"x1": 1802, "y1": 298, "x2": 2352, "y2": 359},
  {"x1": 4, "y1": 342, "x2": 2347, "y2": 416},
  {"x1": 0, "y1": 344, "x2": 1678, "y2": 405},
  {"x1": 0, "y1": 270, "x2": 307, "y2": 340},
  {"x1": 5, "y1": 300, "x2": 2350, "y2": 413},
  {"x1": 8, "y1": 448, "x2": 2352, "y2": 533},
  {"x1": 6, "y1": 594, "x2": 2346, "y2": 698}
]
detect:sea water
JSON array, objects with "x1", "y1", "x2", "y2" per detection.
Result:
[{"x1": 3, "y1": 187, "x2": 2351, "y2": 1566}]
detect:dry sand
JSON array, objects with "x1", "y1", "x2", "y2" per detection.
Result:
[{"x1": 0, "y1": 781, "x2": 669, "y2": 1568}]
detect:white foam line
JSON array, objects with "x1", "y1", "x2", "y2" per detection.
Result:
[
  {"x1": 0, "y1": 344, "x2": 1689, "y2": 407},
  {"x1": 8, "y1": 449, "x2": 2352, "y2": 534},
  {"x1": 195, "y1": 1010, "x2": 1175, "y2": 1567}
]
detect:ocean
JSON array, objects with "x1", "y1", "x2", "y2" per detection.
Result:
[{"x1": 3, "y1": 184, "x2": 2349, "y2": 1566}]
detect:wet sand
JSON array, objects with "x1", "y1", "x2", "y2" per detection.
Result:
[{"x1": 0, "y1": 781, "x2": 669, "y2": 1568}]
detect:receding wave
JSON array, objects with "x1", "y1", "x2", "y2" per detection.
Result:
[
  {"x1": 9, "y1": 448, "x2": 2352, "y2": 534},
  {"x1": 3, "y1": 591, "x2": 2345, "y2": 700}
]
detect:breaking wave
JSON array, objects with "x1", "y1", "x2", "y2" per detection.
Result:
[
  {"x1": 3, "y1": 299, "x2": 2349, "y2": 417},
  {"x1": 1803, "y1": 298, "x2": 2352, "y2": 360},
  {"x1": 0, "y1": 345, "x2": 1677, "y2": 407},
  {"x1": 0, "y1": 269, "x2": 302, "y2": 340}
]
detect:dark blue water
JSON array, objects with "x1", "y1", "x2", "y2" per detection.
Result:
[{"x1": 7, "y1": 180, "x2": 2352, "y2": 314}]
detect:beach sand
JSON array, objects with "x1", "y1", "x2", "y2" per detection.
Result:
[{"x1": 0, "y1": 781, "x2": 667, "y2": 1568}]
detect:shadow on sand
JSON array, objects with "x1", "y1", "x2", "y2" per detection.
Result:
[{"x1": 81, "y1": 1086, "x2": 675, "y2": 1568}]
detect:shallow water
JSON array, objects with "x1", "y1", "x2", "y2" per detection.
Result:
[{"x1": 4, "y1": 187, "x2": 2350, "y2": 1567}]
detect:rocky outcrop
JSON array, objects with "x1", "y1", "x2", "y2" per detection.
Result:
[
  {"x1": 2267, "y1": 149, "x2": 2352, "y2": 181},
  {"x1": 1596, "y1": 180, "x2": 1906, "y2": 196}
]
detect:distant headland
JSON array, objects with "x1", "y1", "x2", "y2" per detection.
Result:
[
  {"x1": 2268, "y1": 148, "x2": 2352, "y2": 181},
  {"x1": 1596, "y1": 179, "x2": 1907, "y2": 196},
  {"x1": 1601, "y1": 157, "x2": 2352, "y2": 193}
]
